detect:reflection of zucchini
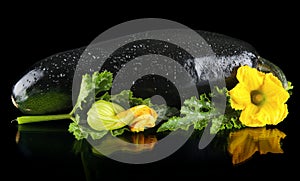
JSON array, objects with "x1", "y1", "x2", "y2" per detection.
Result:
[
  {"x1": 11, "y1": 31, "x2": 287, "y2": 115},
  {"x1": 16, "y1": 123, "x2": 76, "y2": 158}
]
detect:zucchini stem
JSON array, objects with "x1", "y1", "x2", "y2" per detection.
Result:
[{"x1": 17, "y1": 114, "x2": 72, "y2": 124}]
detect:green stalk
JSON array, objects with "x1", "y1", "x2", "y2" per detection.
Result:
[{"x1": 17, "y1": 114, "x2": 72, "y2": 124}]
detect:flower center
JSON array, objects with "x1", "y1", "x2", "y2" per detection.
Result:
[{"x1": 250, "y1": 90, "x2": 266, "y2": 106}]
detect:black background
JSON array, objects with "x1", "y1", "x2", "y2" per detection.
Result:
[{"x1": 3, "y1": 2, "x2": 300, "y2": 180}]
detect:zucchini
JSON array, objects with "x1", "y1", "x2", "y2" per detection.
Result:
[
  {"x1": 12, "y1": 47, "x2": 85, "y2": 115},
  {"x1": 12, "y1": 30, "x2": 287, "y2": 114}
]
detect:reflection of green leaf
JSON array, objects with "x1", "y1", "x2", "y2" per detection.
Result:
[{"x1": 72, "y1": 139, "x2": 86, "y2": 155}]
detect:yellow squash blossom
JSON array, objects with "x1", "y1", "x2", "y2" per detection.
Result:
[
  {"x1": 227, "y1": 127, "x2": 286, "y2": 165},
  {"x1": 117, "y1": 105, "x2": 158, "y2": 132},
  {"x1": 87, "y1": 100, "x2": 157, "y2": 132},
  {"x1": 228, "y1": 65, "x2": 290, "y2": 127}
]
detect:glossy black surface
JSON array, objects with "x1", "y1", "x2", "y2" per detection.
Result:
[{"x1": 4, "y1": 6, "x2": 299, "y2": 180}]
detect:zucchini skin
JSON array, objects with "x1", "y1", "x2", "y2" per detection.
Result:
[
  {"x1": 12, "y1": 47, "x2": 85, "y2": 114},
  {"x1": 12, "y1": 31, "x2": 286, "y2": 114}
]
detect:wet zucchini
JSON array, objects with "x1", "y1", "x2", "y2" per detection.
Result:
[
  {"x1": 12, "y1": 47, "x2": 85, "y2": 115},
  {"x1": 11, "y1": 30, "x2": 287, "y2": 115}
]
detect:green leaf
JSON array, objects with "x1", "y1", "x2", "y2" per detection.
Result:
[
  {"x1": 72, "y1": 74, "x2": 93, "y2": 113},
  {"x1": 286, "y1": 81, "x2": 293, "y2": 95},
  {"x1": 93, "y1": 71, "x2": 113, "y2": 95},
  {"x1": 98, "y1": 92, "x2": 111, "y2": 101},
  {"x1": 110, "y1": 90, "x2": 151, "y2": 108},
  {"x1": 151, "y1": 104, "x2": 179, "y2": 121},
  {"x1": 68, "y1": 122, "x2": 108, "y2": 140},
  {"x1": 71, "y1": 71, "x2": 113, "y2": 115},
  {"x1": 89, "y1": 130, "x2": 108, "y2": 140},
  {"x1": 157, "y1": 88, "x2": 244, "y2": 134},
  {"x1": 157, "y1": 116, "x2": 196, "y2": 132},
  {"x1": 68, "y1": 71, "x2": 113, "y2": 140},
  {"x1": 111, "y1": 127, "x2": 130, "y2": 137},
  {"x1": 157, "y1": 95, "x2": 213, "y2": 132},
  {"x1": 68, "y1": 122, "x2": 89, "y2": 140}
]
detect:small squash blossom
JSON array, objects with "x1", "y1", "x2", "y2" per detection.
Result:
[
  {"x1": 87, "y1": 100, "x2": 127, "y2": 131},
  {"x1": 228, "y1": 65, "x2": 290, "y2": 127},
  {"x1": 124, "y1": 105, "x2": 158, "y2": 132},
  {"x1": 87, "y1": 100, "x2": 157, "y2": 132}
]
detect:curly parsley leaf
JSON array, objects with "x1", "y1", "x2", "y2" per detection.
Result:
[
  {"x1": 109, "y1": 90, "x2": 151, "y2": 107},
  {"x1": 68, "y1": 122, "x2": 108, "y2": 140},
  {"x1": 70, "y1": 70, "x2": 113, "y2": 115},
  {"x1": 68, "y1": 71, "x2": 113, "y2": 140},
  {"x1": 157, "y1": 89, "x2": 244, "y2": 134}
]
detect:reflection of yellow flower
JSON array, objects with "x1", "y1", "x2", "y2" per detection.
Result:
[
  {"x1": 92, "y1": 133, "x2": 158, "y2": 156},
  {"x1": 227, "y1": 127, "x2": 286, "y2": 165},
  {"x1": 229, "y1": 65, "x2": 290, "y2": 127},
  {"x1": 131, "y1": 133, "x2": 158, "y2": 151}
]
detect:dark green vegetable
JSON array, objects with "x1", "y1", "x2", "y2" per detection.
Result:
[
  {"x1": 11, "y1": 30, "x2": 288, "y2": 115},
  {"x1": 11, "y1": 47, "x2": 85, "y2": 114}
]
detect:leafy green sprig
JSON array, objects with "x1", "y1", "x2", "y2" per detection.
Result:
[{"x1": 157, "y1": 88, "x2": 244, "y2": 134}]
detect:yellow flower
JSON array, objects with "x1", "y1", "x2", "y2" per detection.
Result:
[
  {"x1": 87, "y1": 100, "x2": 157, "y2": 132},
  {"x1": 227, "y1": 127, "x2": 286, "y2": 165},
  {"x1": 228, "y1": 65, "x2": 290, "y2": 127},
  {"x1": 121, "y1": 105, "x2": 158, "y2": 132}
]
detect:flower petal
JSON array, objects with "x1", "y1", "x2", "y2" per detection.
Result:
[
  {"x1": 278, "y1": 104, "x2": 289, "y2": 124},
  {"x1": 236, "y1": 65, "x2": 265, "y2": 91},
  {"x1": 266, "y1": 72, "x2": 283, "y2": 87},
  {"x1": 239, "y1": 104, "x2": 265, "y2": 127},
  {"x1": 228, "y1": 129, "x2": 258, "y2": 164},
  {"x1": 229, "y1": 83, "x2": 251, "y2": 110},
  {"x1": 262, "y1": 73, "x2": 290, "y2": 103},
  {"x1": 129, "y1": 114, "x2": 156, "y2": 132},
  {"x1": 257, "y1": 102, "x2": 288, "y2": 125}
]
